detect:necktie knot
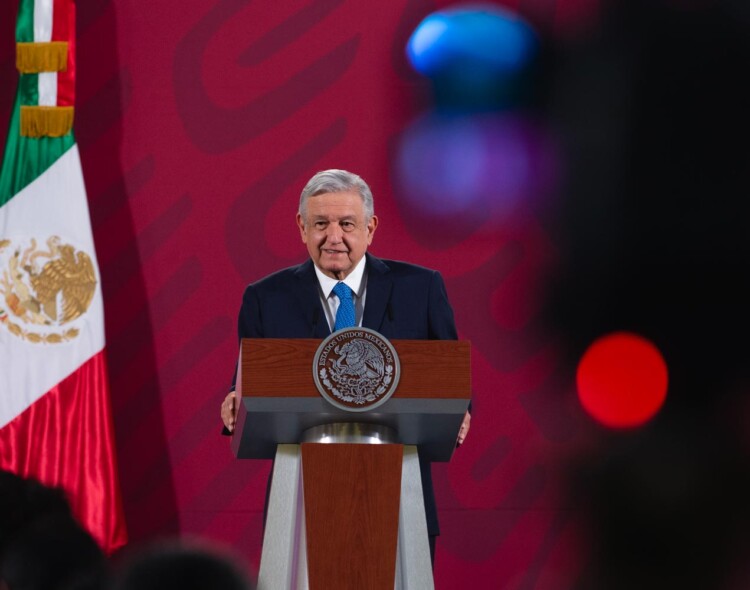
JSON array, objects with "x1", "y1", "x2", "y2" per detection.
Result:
[
  {"x1": 332, "y1": 281, "x2": 352, "y2": 300},
  {"x1": 333, "y1": 282, "x2": 355, "y2": 330}
]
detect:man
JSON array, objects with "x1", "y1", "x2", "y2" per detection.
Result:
[{"x1": 220, "y1": 169, "x2": 470, "y2": 561}]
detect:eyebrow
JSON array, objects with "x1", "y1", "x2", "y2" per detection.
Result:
[{"x1": 312, "y1": 215, "x2": 356, "y2": 221}]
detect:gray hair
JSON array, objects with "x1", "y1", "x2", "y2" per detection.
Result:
[{"x1": 299, "y1": 169, "x2": 375, "y2": 220}]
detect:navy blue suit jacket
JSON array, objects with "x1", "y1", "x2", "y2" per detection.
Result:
[{"x1": 234, "y1": 252, "x2": 458, "y2": 535}]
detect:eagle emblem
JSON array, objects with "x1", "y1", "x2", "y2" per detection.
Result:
[
  {"x1": 313, "y1": 328, "x2": 400, "y2": 412},
  {"x1": 0, "y1": 236, "x2": 97, "y2": 344}
]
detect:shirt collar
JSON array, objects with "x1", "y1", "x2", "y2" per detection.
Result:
[{"x1": 314, "y1": 255, "x2": 367, "y2": 298}]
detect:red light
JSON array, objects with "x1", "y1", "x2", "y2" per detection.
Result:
[{"x1": 576, "y1": 332, "x2": 668, "y2": 428}]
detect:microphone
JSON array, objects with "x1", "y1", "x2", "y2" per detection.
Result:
[
  {"x1": 310, "y1": 307, "x2": 321, "y2": 337},
  {"x1": 387, "y1": 303, "x2": 394, "y2": 322}
]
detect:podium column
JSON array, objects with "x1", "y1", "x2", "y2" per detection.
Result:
[{"x1": 257, "y1": 424, "x2": 435, "y2": 590}]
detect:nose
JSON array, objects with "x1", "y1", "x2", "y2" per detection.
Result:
[{"x1": 326, "y1": 223, "x2": 343, "y2": 243}]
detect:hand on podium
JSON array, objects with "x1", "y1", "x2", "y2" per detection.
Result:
[
  {"x1": 221, "y1": 391, "x2": 238, "y2": 433},
  {"x1": 457, "y1": 411, "x2": 471, "y2": 447}
]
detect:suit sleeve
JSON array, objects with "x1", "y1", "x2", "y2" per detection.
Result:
[
  {"x1": 238, "y1": 284, "x2": 264, "y2": 340},
  {"x1": 427, "y1": 270, "x2": 458, "y2": 340},
  {"x1": 223, "y1": 285, "x2": 264, "y2": 436},
  {"x1": 428, "y1": 271, "x2": 472, "y2": 414},
  {"x1": 230, "y1": 285, "x2": 265, "y2": 389}
]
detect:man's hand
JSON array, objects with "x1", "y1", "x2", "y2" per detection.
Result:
[
  {"x1": 457, "y1": 411, "x2": 471, "y2": 447},
  {"x1": 221, "y1": 391, "x2": 238, "y2": 432}
]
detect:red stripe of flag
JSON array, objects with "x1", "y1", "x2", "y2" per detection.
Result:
[
  {"x1": 52, "y1": 0, "x2": 75, "y2": 107},
  {"x1": 0, "y1": 350, "x2": 128, "y2": 554}
]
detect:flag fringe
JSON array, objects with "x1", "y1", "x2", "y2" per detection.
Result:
[
  {"x1": 16, "y1": 42, "x2": 69, "y2": 73},
  {"x1": 20, "y1": 106, "x2": 74, "y2": 138}
]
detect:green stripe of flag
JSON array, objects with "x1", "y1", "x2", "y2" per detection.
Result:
[
  {"x1": 0, "y1": 91, "x2": 75, "y2": 208},
  {"x1": 1, "y1": 1, "x2": 75, "y2": 206},
  {"x1": 19, "y1": 71, "x2": 38, "y2": 106},
  {"x1": 16, "y1": 0, "x2": 35, "y2": 43}
]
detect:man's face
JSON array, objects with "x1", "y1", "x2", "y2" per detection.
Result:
[{"x1": 296, "y1": 191, "x2": 378, "y2": 280}]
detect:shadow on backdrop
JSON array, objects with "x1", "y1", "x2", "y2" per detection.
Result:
[{"x1": 75, "y1": 0, "x2": 180, "y2": 543}]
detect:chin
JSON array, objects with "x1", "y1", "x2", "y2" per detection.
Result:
[{"x1": 326, "y1": 267, "x2": 349, "y2": 278}]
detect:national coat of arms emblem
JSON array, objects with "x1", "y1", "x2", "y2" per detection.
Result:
[
  {"x1": 313, "y1": 327, "x2": 401, "y2": 412},
  {"x1": 0, "y1": 236, "x2": 97, "y2": 344}
]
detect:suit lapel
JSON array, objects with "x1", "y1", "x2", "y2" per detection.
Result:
[
  {"x1": 293, "y1": 260, "x2": 330, "y2": 338},
  {"x1": 362, "y1": 253, "x2": 392, "y2": 332},
  {"x1": 294, "y1": 254, "x2": 392, "y2": 337}
]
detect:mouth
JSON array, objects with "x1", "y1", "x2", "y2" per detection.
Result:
[{"x1": 322, "y1": 249, "x2": 347, "y2": 256}]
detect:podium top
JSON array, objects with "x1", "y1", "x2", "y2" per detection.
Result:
[{"x1": 231, "y1": 338, "x2": 471, "y2": 462}]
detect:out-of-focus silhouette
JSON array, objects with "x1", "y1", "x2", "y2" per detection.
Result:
[
  {"x1": 546, "y1": 0, "x2": 750, "y2": 588},
  {"x1": 0, "y1": 469, "x2": 71, "y2": 554},
  {"x1": 548, "y1": 0, "x2": 750, "y2": 396},
  {"x1": 0, "y1": 470, "x2": 108, "y2": 590},
  {"x1": 109, "y1": 538, "x2": 255, "y2": 590}
]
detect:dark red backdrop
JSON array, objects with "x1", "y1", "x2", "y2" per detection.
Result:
[{"x1": 0, "y1": 1, "x2": 599, "y2": 587}]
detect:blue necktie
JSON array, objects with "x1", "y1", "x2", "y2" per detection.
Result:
[{"x1": 333, "y1": 282, "x2": 355, "y2": 330}]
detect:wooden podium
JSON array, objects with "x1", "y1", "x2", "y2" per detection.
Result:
[{"x1": 231, "y1": 337, "x2": 471, "y2": 590}]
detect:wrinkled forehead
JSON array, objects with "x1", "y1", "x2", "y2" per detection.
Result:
[{"x1": 303, "y1": 191, "x2": 369, "y2": 219}]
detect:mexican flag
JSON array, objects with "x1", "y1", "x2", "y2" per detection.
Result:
[{"x1": 0, "y1": 0, "x2": 127, "y2": 553}]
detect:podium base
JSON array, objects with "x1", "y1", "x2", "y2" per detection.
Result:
[{"x1": 257, "y1": 437, "x2": 434, "y2": 590}]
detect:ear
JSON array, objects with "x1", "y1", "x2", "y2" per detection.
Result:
[
  {"x1": 366, "y1": 215, "x2": 378, "y2": 244},
  {"x1": 296, "y1": 213, "x2": 307, "y2": 243}
]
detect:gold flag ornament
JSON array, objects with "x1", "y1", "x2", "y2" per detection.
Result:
[{"x1": 16, "y1": 41, "x2": 69, "y2": 73}]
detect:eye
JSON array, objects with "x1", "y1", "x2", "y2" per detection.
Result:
[
  {"x1": 314, "y1": 221, "x2": 328, "y2": 230},
  {"x1": 340, "y1": 221, "x2": 355, "y2": 231}
]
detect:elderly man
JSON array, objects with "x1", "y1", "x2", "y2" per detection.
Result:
[{"x1": 221, "y1": 169, "x2": 470, "y2": 562}]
